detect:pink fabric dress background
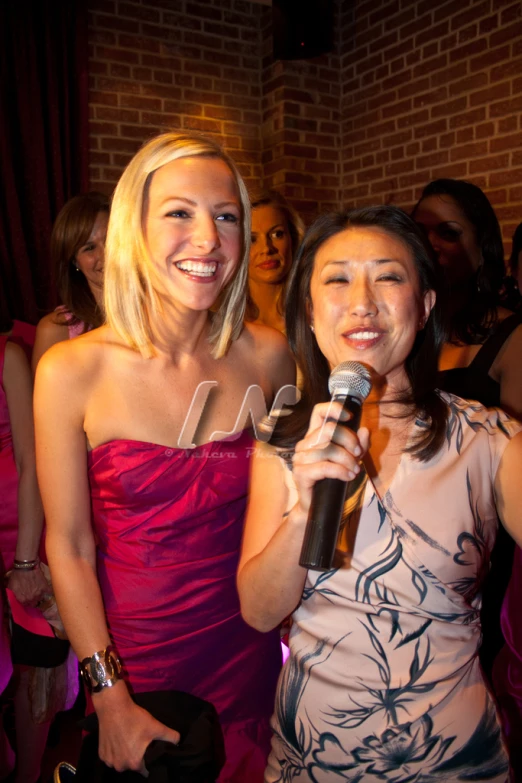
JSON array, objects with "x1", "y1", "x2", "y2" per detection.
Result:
[
  {"x1": 88, "y1": 430, "x2": 282, "y2": 782},
  {"x1": 0, "y1": 335, "x2": 17, "y2": 693}
]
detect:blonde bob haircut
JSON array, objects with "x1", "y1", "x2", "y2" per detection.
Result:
[{"x1": 104, "y1": 131, "x2": 251, "y2": 359}]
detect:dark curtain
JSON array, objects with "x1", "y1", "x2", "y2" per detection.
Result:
[{"x1": 0, "y1": 0, "x2": 89, "y2": 324}]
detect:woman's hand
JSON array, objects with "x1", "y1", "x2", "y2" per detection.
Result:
[
  {"x1": 7, "y1": 565, "x2": 50, "y2": 607},
  {"x1": 94, "y1": 682, "x2": 180, "y2": 777},
  {"x1": 292, "y1": 400, "x2": 370, "y2": 519}
]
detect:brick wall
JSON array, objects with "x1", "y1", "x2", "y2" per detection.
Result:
[
  {"x1": 88, "y1": 0, "x2": 522, "y2": 249},
  {"x1": 341, "y1": 0, "x2": 522, "y2": 252},
  {"x1": 88, "y1": 0, "x2": 342, "y2": 220},
  {"x1": 88, "y1": 0, "x2": 265, "y2": 193}
]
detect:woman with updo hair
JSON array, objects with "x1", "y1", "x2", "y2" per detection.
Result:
[{"x1": 32, "y1": 191, "x2": 109, "y2": 370}]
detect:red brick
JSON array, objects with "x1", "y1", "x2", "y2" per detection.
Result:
[
  {"x1": 412, "y1": 54, "x2": 447, "y2": 78},
  {"x1": 119, "y1": 3, "x2": 161, "y2": 23},
  {"x1": 416, "y1": 21, "x2": 449, "y2": 48},
  {"x1": 469, "y1": 44, "x2": 511, "y2": 71},
  {"x1": 479, "y1": 14, "x2": 499, "y2": 33},
  {"x1": 449, "y1": 38, "x2": 488, "y2": 62},
  {"x1": 413, "y1": 87, "x2": 448, "y2": 108},
  {"x1": 430, "y1": 62, "x2": 468, "y2": 88},
  {"x1": 458, "y1": 23, "x2": 478, "y2": 44},
  {"x1": 413, "y1": 118, "x2": 447, "y2": 138},
  {"x1": 449, "y1": 107, "x2": 486, "y2": 129},
  {"x1": 490, "y1": 96, "x2": 522, "y2": 118},
  {"x1": 490, "y1": 19, "x2": 522, "y2": 46},
  {"x1": 382, "y1": 98, "x2": 413, "y2": 119},
  {"x1": 450, "y1": 141, "x2": 488, "y2": 161},
  {"x1": 416, "y1": 150, "x2": 449, "y2": 169},
  {"x1": 469, "y1": 153, "x2": 511, "y2": 173},
  {"x1": 498, "y1": 116, "x2": 519, "y2": 133},
  {"x1": 491, "y1": 57, "x2": 522, "y2": 82},
  {"x1": 476, "y1": 122, "x2": 495, "y2": 139},
  {"x1": 100, "y1": 137, "x2": 141, "y2": 153},
  {"x1": 431, "y1": 97, "x2": 467, "y2": 118},
  {"x1": 490, "y1": 132, "x2": 522, "y2": 152},
  {"x1": 109, "y1": 63, "x2": 131, "y2": 78},
  {"x1": 456, "y1": 127, "x2": 474, "y2": 143},
  {"x1": 449, "y1": 73, "x2": 488, "y2": 96},
  {"x1": 470, "y1": 82, "x2": 511, "y2": 107},
  {"x1": 95, "y1": 107, "x2": 140, "y2": 123},
  {"x1": 451, "y1": 1, "x2": 490, "y2": 30}
]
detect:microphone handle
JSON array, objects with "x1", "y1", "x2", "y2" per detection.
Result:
[{"x1": 299, "y1": 395, "x2": 363, "y2": 572}]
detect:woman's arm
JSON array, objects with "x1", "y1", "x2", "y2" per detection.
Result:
[
  {"x1": 31, "y1": 313, "x2": 69, "y2": 375},
  {"x1": 238, "y1": 402, "x2": 368, "y2": 632},
  {"x1": 237, "y1": 441, "x2": 308, "y2": 632},
  {"x1": 34, "y1": 342, "x2": 179, "y2": 775},
  {"x1": 495, "y1": 430, "x2": 522, "y2": 548},
  {"x1": 4, "y1": 342, "x2": 48, "y2": 605}
]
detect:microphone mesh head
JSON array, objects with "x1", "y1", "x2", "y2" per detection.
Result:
[{"x1": 328, "y1": 361, "x2": 372, "y2": 402}]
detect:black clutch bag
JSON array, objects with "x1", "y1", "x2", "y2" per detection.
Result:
[{"x1": 76, "y1": 690, "x2": 226, "y2": 783}]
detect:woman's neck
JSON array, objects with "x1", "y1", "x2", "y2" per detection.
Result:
[
  {"x1": 147, "y1": 300, "x2": 212, "y2": 359},
  {"x1": 249, "y1": 280, "x2": 284, "y2": 330}
]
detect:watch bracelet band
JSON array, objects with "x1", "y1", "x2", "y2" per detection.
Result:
[
  {"x1": 13, "y1": 557, "x2": 40, "y2": 571},
  {"x1": 80, "y1": 645, "x2": 122, "y2": 693}
]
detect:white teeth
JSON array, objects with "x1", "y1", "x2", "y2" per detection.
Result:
[
  {"x1": 350, "y1": 331, "x2": 380, "y2": 340},
  {"x1": 175, "y1": 260, "x2": 217, "y2": 277}
]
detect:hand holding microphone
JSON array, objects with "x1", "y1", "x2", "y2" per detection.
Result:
[{"x1": 293, "y1": 362, "x2": 372, "y2": 572}]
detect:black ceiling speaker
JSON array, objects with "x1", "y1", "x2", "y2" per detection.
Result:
[{"x1": 272, "y1": 0, "x2": 335, "y2": 60}]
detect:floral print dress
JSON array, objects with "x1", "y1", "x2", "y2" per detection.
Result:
[{"x1": 266, "y1": 395, "x2": 519, "y2": 783}]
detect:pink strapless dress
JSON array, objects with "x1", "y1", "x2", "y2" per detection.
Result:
[
  {"x1": 88, "y1": 431, "x2": 281, "y2": 782},
  {"x1": 0, "y1": 336, "x2": 17, "y2": 692}
]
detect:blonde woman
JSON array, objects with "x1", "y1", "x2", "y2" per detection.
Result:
[
  {"x1": 35, "y1": 132, "x2": 294, "y2": 780},
  {"x1": 246, "y1": 190, "x2": 304, "y2": 333}
]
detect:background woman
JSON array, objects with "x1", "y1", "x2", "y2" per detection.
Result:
[
  {"x1": 238, "y1": 206, "x2": 522, "y2": 781},
  {"x1": 35, "y1": 132, "x2": 294, "y2": 780},
  {"x1": 413, "y1": 181, "x2": 522, "y2": 763},
  {"x1": 246, "y1": 189, "x2": 304, "y2": 333},
  {"x1": 32, "y1": 191, "x2": 109, "y2": 370},
  {"x1": 0, "y1": 302, "x2": 50, "y2": 783},
  {"x1": 412, "y1": 179, "x2": 522, "y2": 418}
]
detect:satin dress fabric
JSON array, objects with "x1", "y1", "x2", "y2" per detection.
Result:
[
  {"x1": 88, "y1": 430, "x2": 282, "y2": 783},
  {"x1": 0, "y1": 335, "x2": 17, "y2": 692}
]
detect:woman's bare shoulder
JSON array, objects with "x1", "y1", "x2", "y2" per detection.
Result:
[
  {"x1": 238, "y1": 322, "x2": 296, "y2": 386},
  {"x1": 35, "y1": 325, "x2": 116, "y2": 391},
  {"x1": 4, "y1": 340, "x2": 30, "y2": 373}
]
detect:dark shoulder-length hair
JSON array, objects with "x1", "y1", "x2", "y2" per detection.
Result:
[
  {"x1": 271, "y1": 205, "x2": 448, "y2": 463},
  {"x1": 246, "y1": 189, "x2": 305, "y2": 321},
  {"x1": 412, "y1": 178, "x2": 505, "y2": 344},
  {"x1": 51, "y1": 191, "x2": 110, "y2": 331}
]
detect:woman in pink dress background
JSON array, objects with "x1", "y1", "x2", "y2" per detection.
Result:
[
  {"x1": 0, "y1": 304, "x2": 49, "y2": 783},
  {"x1": 34, "y1": 131, "x2": 294, "y2": 780},
  {"x1": 32, "y1": 191, "x2": 109, "y2": 371}
]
